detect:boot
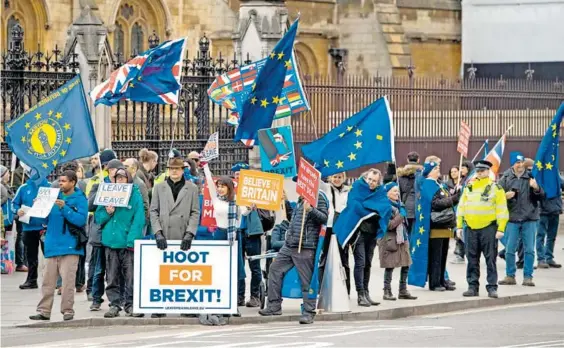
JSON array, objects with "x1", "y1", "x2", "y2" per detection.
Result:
[
  {"x1": 522, "y1": 278, "x2": 535, "y2": 287},
  {"x1": 398, "y1": 289, "x2": 417, "y2": 300},
  {"x1": 357, "y1": 290, "x2": 371, "y2": 307},
  {"x1": 383, "y1": 288, "x2": 396, "y2": 301},
  {"x1": 498, "y1": 276, "x2": 517, "y2": 285},
  {"x1": 364, "y1": 290, "x2": 380, "y2": 306}
]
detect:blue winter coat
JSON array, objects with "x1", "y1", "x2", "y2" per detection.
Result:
[
  {"x1": 43, "y1": 189, "x2": 88, "y2": 258},
  {"x1": 11, "y1": 179, "x2": 50, "y2": 232}
]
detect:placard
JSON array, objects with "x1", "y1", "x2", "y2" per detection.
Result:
[
  {"x1": 258, "y1": 125, "x2": 297, "y2": 178},
  {"x1": 133, "y1": 240, "x2": 237, "y2": 314},
  {"x1": 201, "y1": 178, "x2": 238, "y2": 228},
  {"x1": 201, "y1": 132, "x2": 219, "y2": 162},
  {"x1": 236, "y1": 170, "x2": 284, "y2": 211},
  {"x1": 296, "y1": 158, "x2": 321, "y2": 207},
  {"x1": 94, "y1": 183, "x2": 133, "y2": 207},
  {"x1": 457, "y1": 121, "x2": 471, "y2": 157},
  {"x1": 28, "y1": 188, "x2": 60, "y2": 218}
]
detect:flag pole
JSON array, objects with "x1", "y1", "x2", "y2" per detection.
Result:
[
  {"x1": 456, "y1": 153, "x2": 465, "y2": 187},
  {"x1": 470, "y1": 141, "x2": 487, "y2": 162},
  {"x1": 297, "y1": 203, "x2": 306, "y2": 253}
]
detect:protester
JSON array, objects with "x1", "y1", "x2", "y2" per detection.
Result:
[
  {"x1": 447, "y1": 166, "x2": 460, "y2": 193},
  {"x1": 498, "y1": 152, "x2": 544, "y2": 286},
  {"x1": 154, "y1": 148, "x2": 183, "y2": 186},
  {"x1": 460, "y1": 161, "x2": 473, "y2": 182},
  {"x1": 456, "y1": 160, "x2": 508, "y2": 298},
  {"x1": 124, "y1": 158, "x2": 150, "y2": 228},
  {"x1": 379, "y1": 182, "x2": 416, "y2": 301},
  {"x1": 85, "y1": 149, "x2": 117, "y2": 196},
  {"x1": 150, "y1": 156, "x2": 200, "y2": 318},
  {"x1": 397, "y1": 151, "x2": 422, "y2": 234},
  {"x1": 319, "y1": 172, "x2": 351, "y2": 295},
  {"x1": 12, "y1": 175, "x2": 50, "y2": 289},
  {"x1": 29, "y1": 170, "x2": 88, "y2": 321},
  {"x1": 536, "y1": 175, "x2": 564, "y2": 269},
  {"x1": 95, "y1": 168, "x2": 145, "y2": 318},
  {"x1": 86, "y1": 153, "x2": 101, "y2": 179},
  {"x1": 137, "y1": 148, "x2": 158, "y2": 192},
  {"x1": 0, "y1": 165, "x2": 16, "y2": 271},
  {"x1": 5, "y1": 164, "x2": 27, "y2": 273},
  {"x1": 259, "y1": 191, "x2": 328, "y2": 325}
]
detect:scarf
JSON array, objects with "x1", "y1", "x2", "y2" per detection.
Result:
[
  {"x1": 219, "y1": 195, "x2": 237, "y2": 242},
  {"x1": 391, "y1": 199, "x2": 407, "y2": 244}
]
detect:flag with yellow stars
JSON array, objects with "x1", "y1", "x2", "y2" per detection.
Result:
[
  {"x1": 301, "y1": 96, "x2": 395, "y2": 178},
  {"x1": 407, "y1": 177, "x2": 441, "y2": 287},
  {"x1": 5, "y1": 76, "x2": 99, "y2": 181},
  {"x1": 532, "y1": 102, "x2": 564, "y2": 199},
  {"x1": 234, "y1": 19, "x2": 299, "y2": 146}
]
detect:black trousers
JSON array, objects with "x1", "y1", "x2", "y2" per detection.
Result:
[
  {"x1": 22, "y1": 230, "x2": 44, "y2": 284},
  {"x1": 428, "y1": 237, "x2": 449, "y2": 289},
  {"x1": 465, "y1": 223, "x2": 498, "y2": 292},
  {"x1": 353, "y1": 233, "x2": 377, "y2": 292},
  {"x1": 105, "y1": 248, "x2": 134, "y2": 311},
  {"x1": 319, "y1": 227, "x2": 351, "y2": 295}
]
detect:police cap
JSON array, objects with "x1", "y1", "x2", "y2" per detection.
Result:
[{"x1": 473, "y1": 160, "x2": 493, "y2": 171}]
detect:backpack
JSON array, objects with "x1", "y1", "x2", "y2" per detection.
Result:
[
  {"x1": 257, "y1": 209, "x2": 275, "y2": 232},
  {"x1": 63, "y1": 206, "x2": 88, "y2": 250}
]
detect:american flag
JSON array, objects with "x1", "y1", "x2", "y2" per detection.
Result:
[{"x1": 90, "y1": 38, "x2": 186, "y2": 106}]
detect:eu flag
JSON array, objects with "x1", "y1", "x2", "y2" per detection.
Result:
[
  {"x1": 234, "y1": 20, "x2": 299, "y2": 146},
  {"x1": 532, "y1": 102, "x2": 564, "y2": 199},
  {"x1": 5, "y1": 76, "x2": 99, "y2": 181},
  {"x1": 301, "y1": 96, "x2": 395, "y2": 177}
]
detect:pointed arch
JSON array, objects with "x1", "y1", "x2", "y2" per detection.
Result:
[
  {"x1": 295, "y1": 42, "x2": 319, "y2": 77},
  {"x1": 108, "y1": 0, "x2": 171, "y2": 38},
  {"x1": 1, "y1": 0, "x2": 49, "y2": 51}
]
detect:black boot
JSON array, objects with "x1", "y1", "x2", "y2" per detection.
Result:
[
  {"x1": 398, "y1": 289, "x2": 417, "y2": 300},
  {"x1": 364, "y1": 290, "x2": 380, "y2": 306},
  {"x1": 383, "y1": 288, "x2": 396, "y2": 301},
  {"x1": 357, "y1": 290, "x2": 371, "y2": 307}
]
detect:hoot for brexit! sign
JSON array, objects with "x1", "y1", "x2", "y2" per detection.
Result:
[{"x1": 133, "y1": 240, "x2": 237, "y2": 314}]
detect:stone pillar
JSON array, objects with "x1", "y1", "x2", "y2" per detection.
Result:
[
  {"x1": 64, "y1": 5, "x2": 112, "y2": 149},
  {"x1": 232, "y1": 0, "x2": 289, "y2": 170}
]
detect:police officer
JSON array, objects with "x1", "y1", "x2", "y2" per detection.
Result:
[{"x1": 456, "y1": 160, "x2": 509, "y2": 299}]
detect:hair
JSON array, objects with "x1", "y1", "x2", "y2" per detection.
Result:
[
  {"x1": 139, "y1": 148, "x2": 158, "y2": 163},
  {"x1": 215, "y1": 175, "x2": 235, "y2": 201},
  {"x1": 185, "y1": 159, "x2": 198, "y2": 177},
  {"x1": 362, "y1": 168, "x2": 382, "y2": 183},
  {"x1": 332, "y1": 172, "x2": 347, "y2": 179},
  {"x1": 424, "y1": 155, "x2": 441, "y2": 163},
  {"x1": 60, "y1": 170, "x2": 78, "y2": 186},
  {"x1": 448, "y1": 165, "x2": 459, "y2": 181},
  {"x1": 126, "y1": 158, "x2": 139, "y2": 171},
  {"x1": 60, "y1": 160, "x2": 79, "y2": 173},
  {"x1": 407, "y1": 151, "x2": 420, "y2": 163}
]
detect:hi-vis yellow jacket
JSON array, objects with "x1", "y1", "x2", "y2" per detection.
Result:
[{"x1": 456, "y1": 177, "x2": 509, "y2": 232}]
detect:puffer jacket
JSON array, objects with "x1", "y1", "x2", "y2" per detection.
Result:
[
  {"x1": 283, "y1": 193, "x2": 328, "y2": 250},
  {"x1": 498, "y1": 169, "x2": 544, "y2": 222},
  {"x1": 397, "y1": 163, "x2": 423, "y2": 219}
]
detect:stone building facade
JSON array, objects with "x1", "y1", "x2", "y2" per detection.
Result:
[{"x1": 1, "y1": 0, "x2": 462, "y2": 78}]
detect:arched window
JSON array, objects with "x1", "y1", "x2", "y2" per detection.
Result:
[
  {"x1": 131, "y1": 22, "x2": 144, "y2": 55},
  {"x1": 7, "y1": 16, "x2": 20, "y2": 49},
  {"x1": 114, "y1": 22, "x2": 124, "y2": 56}
]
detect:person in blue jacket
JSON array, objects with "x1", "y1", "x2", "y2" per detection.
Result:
[
  {"x1": 29, "y1": 170, "x2": 88, "y2": 322},
  {"x1": 12, "y1": 177, "x2": 50, "y2": 289}
]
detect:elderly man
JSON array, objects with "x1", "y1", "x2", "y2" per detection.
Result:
[{"x1": 123, "y1": 158, "x2": 150, "y2": 229}]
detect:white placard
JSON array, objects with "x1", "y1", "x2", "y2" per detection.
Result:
[
  {"x1": 200, "y1": 132, "x2": 219, "y2": 162},
  {"x1": 28, "y1": 188, "x2": 60, "y2": 218},
  {"x1": 93, "y1": 183, "x2": 133, "y2": 207},
  {"x1": 18, "y1": 205, "x2": 31, "y2": 224},
  {"x1": 133, "y1": 240, "x2": 238, "y2": 315}
]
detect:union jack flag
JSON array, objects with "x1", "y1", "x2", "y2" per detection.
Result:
[
  {"x1": 464, "y1": 133, "x2": 507, "y2": 185},
  {"x1": 90, "y1": 38, "x2": 186, "y2": 106}
]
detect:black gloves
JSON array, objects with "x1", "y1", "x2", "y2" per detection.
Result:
[
  {"x1": 180, "y1": 232, "x2": 193, "y2": 251},
  {"x1": 155, "y1": 231, "x2": 167, "y2": 250}
]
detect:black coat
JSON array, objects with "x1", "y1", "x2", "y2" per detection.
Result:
[
  {"x1": 284, "y1": 194, "x2": 328, "y2": 250},
  {"x1": 397, "y1": 164, "x2": 423, "y2": 219},
  {"x1": 540, "y1": 174, "x2": 564, "y2": 216},
  {"x1": 430, "y1": 186, "x2": 459, "y2": 229},
  {"x1": 498, "y1": 169, "x2": 544, "y2": 222}
]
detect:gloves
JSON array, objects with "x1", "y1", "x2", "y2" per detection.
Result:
[
  {"x1": 155, "y1": 231, "x2": 167, "y2": 250},
  {"x1": 180, "y1": 232, "x2": 193, "y2": 251}
]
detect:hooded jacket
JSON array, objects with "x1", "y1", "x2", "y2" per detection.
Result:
[
  {"x1": 12, "y1": 179, "x2": 50, "y2": 232},
  {"x1": 397, "y1": 163, "x2": 423, "y2": 219},
  {"x1": 43, "y1": 188, "x2": 88, "y2": 258}
]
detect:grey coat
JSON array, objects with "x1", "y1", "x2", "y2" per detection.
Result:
[
  {"x1": 150, "y1": 180, "x2": 200, "y2": 241},
  {"x1": 88, "y1": 183, "x2": 103, "y2": 247}
]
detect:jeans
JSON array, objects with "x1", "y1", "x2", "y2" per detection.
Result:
[
  {"x1": 22, "y1": 230, "x2": 44, "y2": 284},
  {"x1": 238, "y1": 234, "x2": 262, "y2": 300},
  {"x1": 105, "y1": 248, "x2": 134, "y2": 311},
  {"x1": 537, "y1": 215, "x2": 559, "y2": 264},
  {"x1": 505, "y1": 221, "x2": 536, "y2": 279},
  {"x1": 15, "y1": 221, "x2": 26, "y2": 267},
  {"x1": 90, "y1": 246, "x2": 106, "y2": 304},
  {"x1": 353, "y1": 233, "x2": 377, "y2": 292}
]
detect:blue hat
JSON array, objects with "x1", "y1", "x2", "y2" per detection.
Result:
[
  {"x1": 422, "y1": 161, "x2": 439, "y2": 177},
  {"x1": 510, "y1": 151, "x2": 525, "y2": 166},
  {"x1": 231, "y1": 162, "x2": 249, "y2": 173},
  {"x1": 384, "y1": 182, "x2": 398, "y2": 192}
]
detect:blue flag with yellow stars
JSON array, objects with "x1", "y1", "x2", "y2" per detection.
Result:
[
  {"x1": 301, "y1": 96, "x2": 395, "y2": 178},
  {"x1": 532, "y1": 102, "x2": 564, "y2": 199},
  {"x1": 5, "y1": 76, "x2": 99, "y2": 181},
  {"x1": 407, "y1": 178, "x2": 441, "y2": 287},
  {"x1": 234, "y1": 19, "x2": 299, "y2": 147}
]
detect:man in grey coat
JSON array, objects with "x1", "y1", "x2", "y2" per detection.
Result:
[{"x1": 149, "y1": 156, "x2": 200, "y2": 318}]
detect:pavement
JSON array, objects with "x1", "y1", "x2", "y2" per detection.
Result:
[
  {"x1": 2, "y1": 300, "x2": 564, "y2": 347},
  {"x1": 2, "y1": 238, "x2": 564, "y2": 329}
]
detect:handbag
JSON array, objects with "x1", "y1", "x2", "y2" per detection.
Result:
[
  {"x1": 383, "y1": 232, "x2": 398, "y2": 252},
  {"x1": 430, "y1": 208, "x2": 455, "y2": 225}
]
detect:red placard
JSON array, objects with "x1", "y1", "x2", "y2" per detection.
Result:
[
  {"x1": 296, "y1": 158, "x2": 321, "y2": 207},
  {"x1": 457, "y1": 121, "x2": 471, "y2": 157},
  {"x1": 201, "y1": 177, "x2": 238, "y2": 228}
]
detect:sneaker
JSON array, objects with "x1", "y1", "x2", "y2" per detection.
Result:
[
  {"x1": 151, "y1": 313, "x2": 166, "y2": 318},
  {"x1": 450, "y1": 255, "x2": 465, "y2": 264},
  {"x1": 548, "y1": 261, "x2": 562, "y2": 269},
  {"x1": 29, "y1": 313, "x2": 50, "y2": 321},
  {"x1": 19, "y1": 282, "x2": 38, "y2": 290},
  {"x1": 488, "y1": 290, "x2": 499, "y2": 298},
  {"x1": 498, "y1": 276, "x2": 517, "y2": 285},
  {"x1": 537, "y1": 262, "x2": 549, "y2": 269},
  {"x1": 87, "y1": 293, "x2": 93, "y2": 302},
  {"x1": 104, "y1": 307, "x2": 120, "y2": 318},
  {"x1": 90, "y1": 303, "x2": 102, "y2": 311},
  {"x1": 522, "y1": 278, "x2": 535, "y2": 287},
  {"x1": 237, "y1": 298, "x2": 245, "y2": 307},
  {"x1": 299, "y1": 313, "x2": 315, "y2": 324},
  {"x1": 445, "y1": 279, "x2": 456, "y2": 287},
  {"x1": 76, "y1": 285, "x2": 85, "y2": 293},
  {"x1": 63, "y1": 313, "x2": 74, "y2": 321},
  {"x1": 462, "y1": 289, "x2": 479, "y2": 297},
  {"x1": 16, "y1": 265, "x2": 28, "y2": 272},
  {"x1": 246, "y1": 297, "x2": 261, "y2": 308},
  {"x1": 258, "y1": 307, "x2": 282, "y2": 316}
]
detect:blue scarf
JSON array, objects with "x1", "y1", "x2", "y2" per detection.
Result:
[{"x1": 390, "y1": 199, "x2": 407, "y2": 217}]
